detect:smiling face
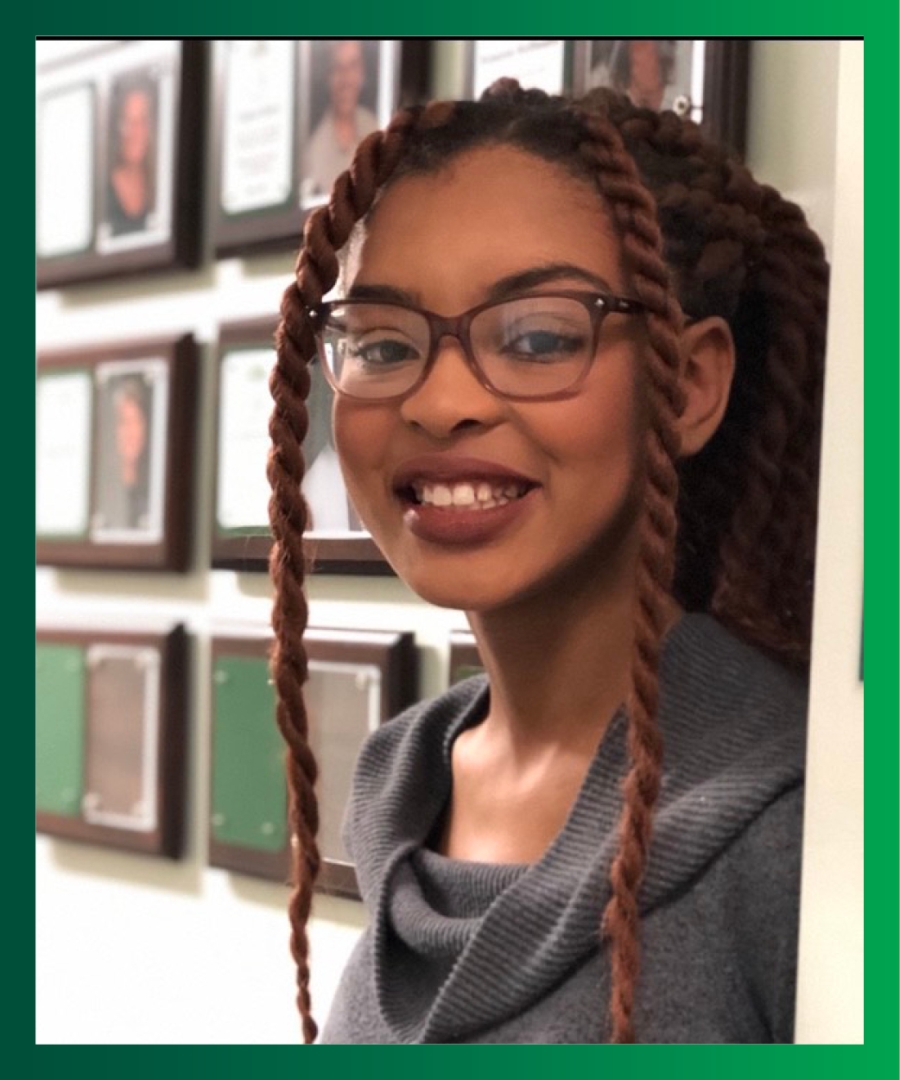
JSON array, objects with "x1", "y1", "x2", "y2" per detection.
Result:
[{"x1": 332, "y1": 145, "x2": 649, "y2": 612}]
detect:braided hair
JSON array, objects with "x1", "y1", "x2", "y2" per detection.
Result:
[{"x1": 268, "y1": 83, "x2": 827, "y2": 1044}]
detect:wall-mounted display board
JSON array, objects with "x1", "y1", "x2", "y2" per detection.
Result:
[
  {"x1": 36, "y1": 40, "x2": 206, "y2": 289},
  {"x1": 465, "y1": 39, "x2": 749, "y2": 156},
  {"x1": 211, "y1": 39, "x2": 431, "y2": 256},
  {"x1": 449, "y1": 630, "x2": 485, "y2": 686},
  {"x1": 208, "y1": 628, "x2": 416, "y2": 898},
  {"x1": 36, "y1": 334, "x2": 197, "y2": 571},
  {"x1": 210, "y1": 316, "x2": 389, "y2": 574},
  {"x1": 35, "y1": 625, "x2": 187, "y2": 858}
]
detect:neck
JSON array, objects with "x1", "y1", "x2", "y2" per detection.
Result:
[
  {"x1": 466, "y1": 538, "x2": 664, "y2": 759},
  {"x1": 332, "y1": 110, "x2": 357, "y2": 143}
]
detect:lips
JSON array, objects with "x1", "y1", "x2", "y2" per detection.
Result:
[
  {"x1": 393, "y1": 455, "x2": 538, "y2": 495},
  {"x1": 392, "y1": 455, "x2": 540, "y2": 545}
]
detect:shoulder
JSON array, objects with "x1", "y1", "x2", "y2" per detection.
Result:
[
  {"x1": 665, "y1": 614, "x2": 807, "y2": 712},
  {"x1": 356, "y1": 105, "x2": 379, "y2": 135},
  {"x1": 644, "y1": 616, "x2": 808, "y2": 912},
  {"x1": 660, "y1": 614, "x2": 808, "y2": 770}
]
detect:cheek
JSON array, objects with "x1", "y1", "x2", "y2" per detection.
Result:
[
  {"x1": 549, "y1": 370, "x2": 644, "y2": 483},
  {"x1": 331, "y1": 399, "x2": 394, "y2": 521}
]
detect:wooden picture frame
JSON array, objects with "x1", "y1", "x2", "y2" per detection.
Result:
[
  {"x1": 36, "y1": 334, "x2": 197, "y2": 572},
  {"x1": 449, "y1": 629, "x2": 485, "y2": 686},
  {"x1": 36, "y1": 40, "x2": 206, "y2": 290},
  {"x1": 211, "y1": 39, "x2": 431, "y2": 257},
  {"x1": 35, "y1": 625, "x2": 188, "y2": 858},
  {"x1": 208, "y1": 628, "x2": 417, "y2": 898},
  {"x1": 210, "y1": 316, "x2": 390, "y2": 574},
  {"x1": 570, "y1": 39, "x2": 750, "y2": 155}
]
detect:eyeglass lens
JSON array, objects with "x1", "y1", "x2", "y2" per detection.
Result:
[{"x1": 320, "y1": 297, "x2": 596, "y2": 400}]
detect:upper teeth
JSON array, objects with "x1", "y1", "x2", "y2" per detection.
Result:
[{"x1": 414, "y1": 481, "x2": 527, "y2": 509}]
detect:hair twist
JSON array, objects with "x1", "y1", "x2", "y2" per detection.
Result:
[
  {"x1": 575, "y1": 106, "x2": 684, "y2": 1043},
  {"x1": 268, "y1": 99, "x2": 461, "y2": 1043}
]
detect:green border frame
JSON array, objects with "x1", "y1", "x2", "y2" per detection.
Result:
[{"x1": 30, "y1": 5, "x2": 890, "y2": 1079}]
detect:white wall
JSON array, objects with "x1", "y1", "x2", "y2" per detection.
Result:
[
  {"x1": 789, "y1": 41, "x2": 864, "y2": 1045},
  {"x1": 35, "y1": 39, "x2": 863, "y2": 1044}
]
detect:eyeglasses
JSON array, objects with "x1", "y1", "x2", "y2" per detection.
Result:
[{"x1": 306, "y1": 290, "x2": 646, "y2": 403}]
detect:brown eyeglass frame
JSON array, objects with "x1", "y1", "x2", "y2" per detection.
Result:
[{"x1": 305, "y1": 290, "x2": 647, "y2": 404}]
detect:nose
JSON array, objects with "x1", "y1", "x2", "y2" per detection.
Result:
[{"x1": 399, "y1": 334, "x2": 505, "y2": 439}]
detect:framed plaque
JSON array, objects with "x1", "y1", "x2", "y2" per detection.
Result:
[
  {"x1": 208, "y1": 628, "x2": 417, "y2": 897},
  {"x1": 571, "y1": 39, "x2": 750, "y2": 154},
  {"x1": 449, "y1": 629, "x2": 485, "y2": 686},
  {"x1": 464, "y1": 39, "x2": 574, "y2": 99},
  {"x1": 210, "y1": 316, "x2": 389, "y2": 574},
  {"x1": 35, "y1": 625, "x2": 188, "y2": 857},
  {"x1": 211, "y1": 40, "x2": 431, "y2": 256},
  {"x1": 36, "y1": 334, "x2": 197, "y2": 571},
  {"x1": 36, "y1": 39, "x2": 206, "y2": 289}
]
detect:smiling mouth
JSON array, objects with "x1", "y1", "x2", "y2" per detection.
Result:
[{"x1": 404, "y1": 480, "x2": 534, "y2": 510}]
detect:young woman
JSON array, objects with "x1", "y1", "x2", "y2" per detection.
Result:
[{"x1": 267, "y1": 82, "x2": 827, "y2": 1044}]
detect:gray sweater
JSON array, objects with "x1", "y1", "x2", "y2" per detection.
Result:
[{"x1": 322, "y1": 614, "x2": 807, "y2": 1044}]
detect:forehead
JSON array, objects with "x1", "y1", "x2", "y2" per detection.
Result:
[{"x1": 354, "y1": 146, "x2": 624, "y2": 307}]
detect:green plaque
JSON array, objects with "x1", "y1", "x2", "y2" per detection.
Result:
[
  {"x1": 211, "y1": 655, "x2": 287, "y2": 852},
  {"x1": 451, "y1": 662, "x2": 485, "y2": 685},
  {"x1": 36, "y1": 643, "x2": 86, "y2": 816}
]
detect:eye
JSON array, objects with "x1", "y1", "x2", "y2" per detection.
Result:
[
  {"x1": 346, "y1": 335, "x2": 422, "y2": 367},
  {"x1": 495, "y1": 317, "x2": 589, "y2": 364},
  {"x1": 476, "y1": 297, "x2": 594, "y2": 366},
  {"x1": 505, "y1": 329, "x2": 585, "y2": 359}
]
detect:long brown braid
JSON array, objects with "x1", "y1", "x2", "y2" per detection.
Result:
[
  {"x1": 268, "y1": 101, "x2": 457, "y2": 1043},
  {"x1": 268, "y1": 84, "x2": 827, "y2": 1044},
  {"x1": 573, "y1": 106, "x2": 685, "y2": 1043}
]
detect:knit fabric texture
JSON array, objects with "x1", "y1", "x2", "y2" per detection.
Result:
[{"x1": 321, "y1": 614, "x2": 808, "y2": 1044}]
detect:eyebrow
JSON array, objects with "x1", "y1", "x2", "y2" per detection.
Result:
[{"x1": 345, "y1": 263, "x2": 618, "y2": 307}]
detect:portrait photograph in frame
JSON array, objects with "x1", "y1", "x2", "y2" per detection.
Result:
[
  {"x1": 208, "y1": 628, "x2": 417, "y2": 897},
  {"x1": 211, "y1": 39, "x2": 431, "y2": 256},
  {"x1": 211, "y1": 316, "x2": 389, "y2": 574},
  {"x1": 90, "y1": 358, "x2": 168, "y2": 545},
  {"x1": 35, "y1": 39, "x2": 205, "y2": 289},
  {"x1": 36, "y1": 334, "x2": 197, "y2": 571},
  {"x1": 99, "y1": 62, "x2": 168, "y2": 251},
  {"x1": 35, "y1": 625, "x2": 187, "y2": 859},
  {"x1": 570, "y1": 39, "x2": 750, "y2": 154},
  {"x1": 298, "y1": 38, "x2": 389, "y2": 210}
]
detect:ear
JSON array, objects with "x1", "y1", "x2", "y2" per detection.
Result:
[{"x1": 675, "y1": 316, "x2": 736, "y2": 457}]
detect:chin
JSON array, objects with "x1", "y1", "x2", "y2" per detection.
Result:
[{"x1": 386, "y1": 557, "x2": 508, "y2": 612}]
